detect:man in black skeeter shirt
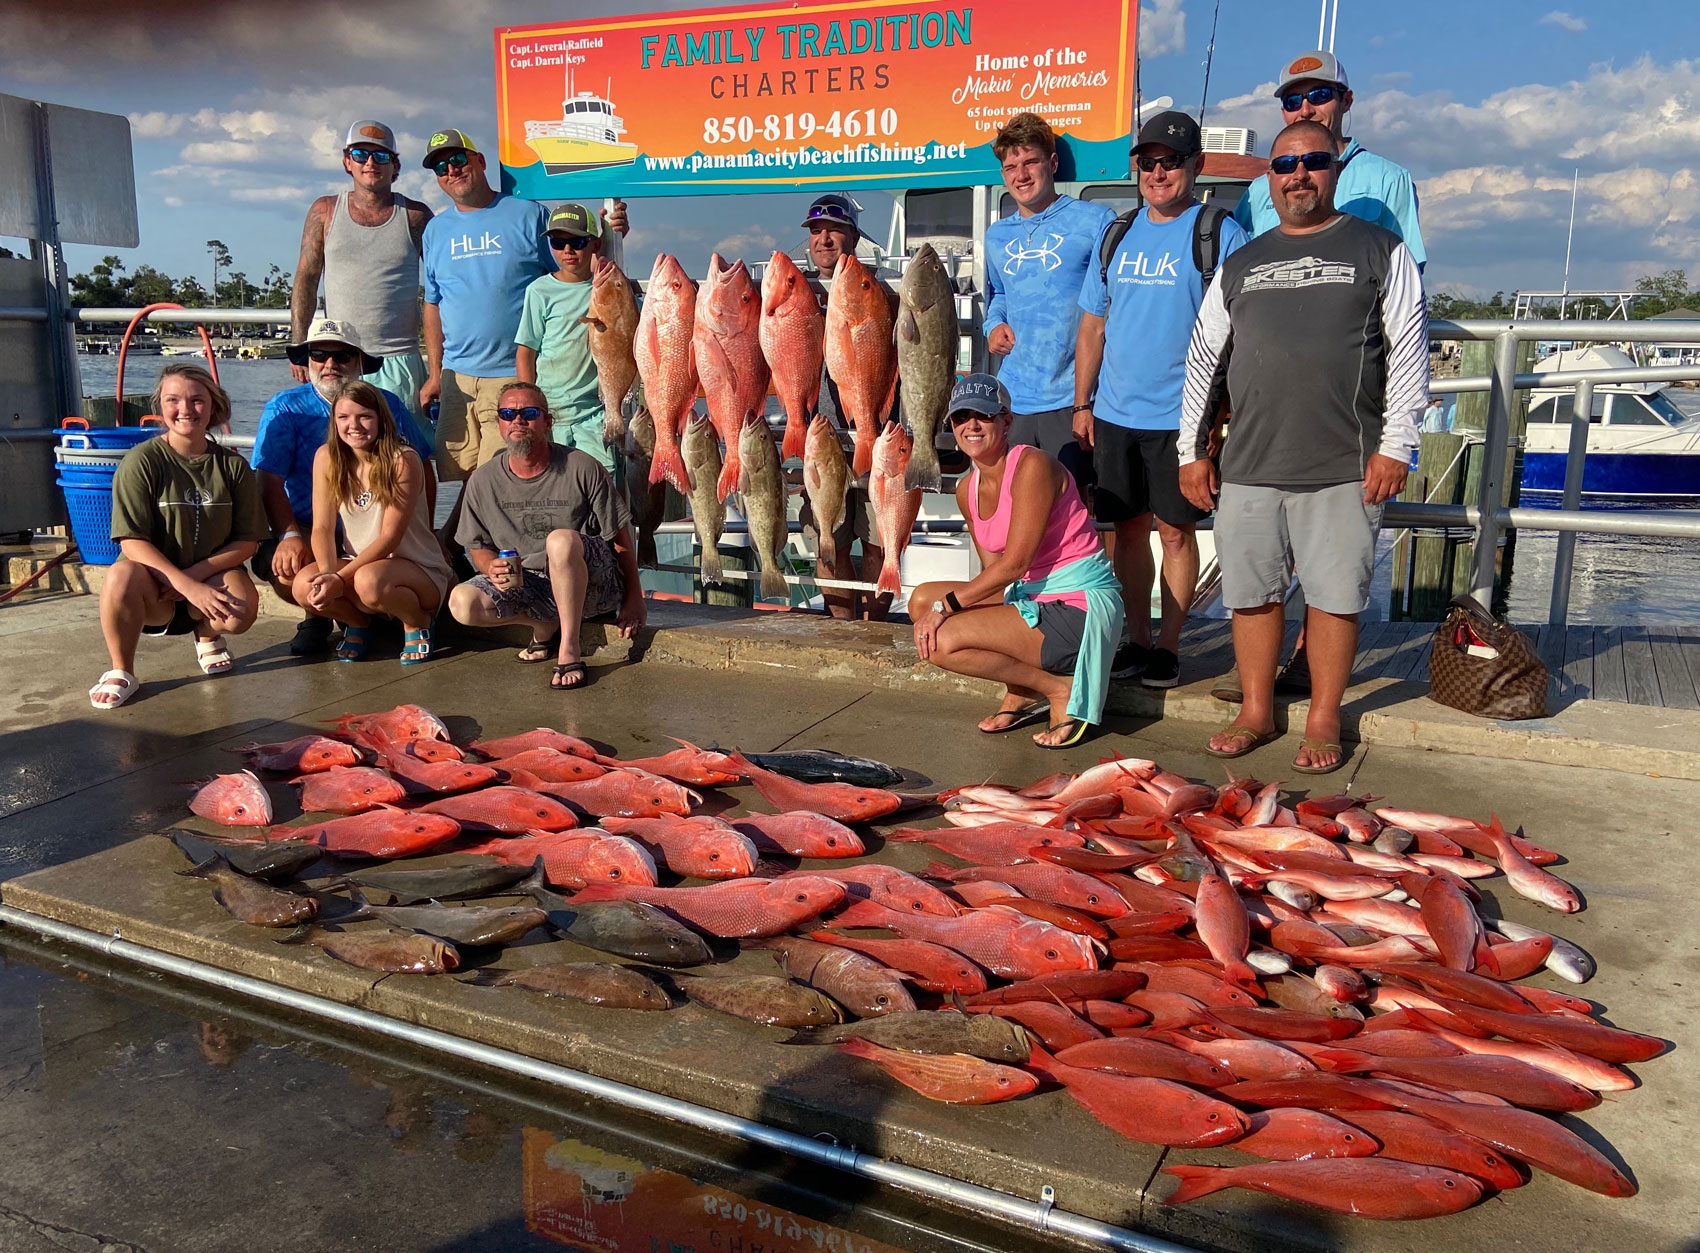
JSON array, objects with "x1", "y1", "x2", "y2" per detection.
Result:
[{"x1": 1177, "y1": 119, "x2": 1427, "y2": 776}]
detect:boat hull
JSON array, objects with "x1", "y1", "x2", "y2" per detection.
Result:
[
  {"x1": 526, "y1": 136, "x2": 637, "y2": 174},
  {"x1": 1521, "y1": 450, "x2": 1700, "y2": 501}
]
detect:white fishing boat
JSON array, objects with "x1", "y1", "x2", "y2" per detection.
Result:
[
  {"x1": 524, "y1": 70, "x2": 638, "y2": 174},
  {"x1": 1521, "y1": 346, "x2": 1700, "y2": 500}
]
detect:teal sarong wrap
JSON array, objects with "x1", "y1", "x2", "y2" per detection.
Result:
[{"x1": 1006, "y1": 550, "x2": 1125, "y2": 726}]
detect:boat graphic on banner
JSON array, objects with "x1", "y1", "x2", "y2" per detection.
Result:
[{"x1": 524, "y1": 69, "x2": 638, "y2": 174}]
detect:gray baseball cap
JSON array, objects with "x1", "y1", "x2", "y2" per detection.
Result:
[
  {"x1": 1274, "y1": 50, "x2": 1350, "y2": 97},
  {"x1": 343, "y1": 120, "x2": 398, "y2": 153},
  {"x1": 947, "y1": 372, "x2": 1012, "y2": 420}
]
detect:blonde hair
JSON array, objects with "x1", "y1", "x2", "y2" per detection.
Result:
[
  {"x1": 153, "y1": 364, "x2": 232, "y2": 431},
  {"x1": 325, "y1": 380, "x2": 408, "y2": 509}
]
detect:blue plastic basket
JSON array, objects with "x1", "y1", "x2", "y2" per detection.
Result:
[
  {"x1": 57, "y1": 422, "x2": 161, "y2": 450},
  {"x1": 57, "y1": 477, "x2": 121, "y2": 565}
]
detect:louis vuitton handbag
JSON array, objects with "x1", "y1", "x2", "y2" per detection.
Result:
[{"x1": 1427, "y1": 594, "x2": 1548, "y2": 720}]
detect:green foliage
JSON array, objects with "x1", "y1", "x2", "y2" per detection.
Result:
[
  {"x1": 1631, "y1": 269, "x2": 1697, "y2": 317},
  {"x1": 69, "y1": 247, "x2": 290, "y2": 318}
]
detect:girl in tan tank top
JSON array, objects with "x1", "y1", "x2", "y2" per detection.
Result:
[{"x1": 295, "y1": 380, "x2": 452, "y2": 664}]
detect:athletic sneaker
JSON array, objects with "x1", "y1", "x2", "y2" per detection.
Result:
[
  {"x1": 1110, "y1": 642, "x2": 1151, "y2": 680},
  {"x1": 1141, "y1": 648, "x2": 1181, "y2": 689},
  {"x1": 289, "y1": 615, "x2": 335, "y2": 657}
]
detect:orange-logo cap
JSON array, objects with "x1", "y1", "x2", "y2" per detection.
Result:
[
  {"x1": 360, "y1": 125, "x2": 385, "y2": 140},
  {"x1": 1287, "y1": 56, "x2": 1324, "y2": 75}
]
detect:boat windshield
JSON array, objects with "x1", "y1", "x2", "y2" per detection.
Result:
[{"x1": 1644, "y1": 390, "x2": 1690, "y2": 425}]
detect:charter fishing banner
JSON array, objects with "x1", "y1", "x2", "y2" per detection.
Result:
[{"x1": 494, "y1": 0, "x2": 1137, "y2": 198}]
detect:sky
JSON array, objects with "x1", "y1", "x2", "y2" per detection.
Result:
[{"x1": 4, "y1": 0, "x2": 1698, "y2": 301}]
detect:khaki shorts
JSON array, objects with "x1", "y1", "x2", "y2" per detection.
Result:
[{"x1": 437, "y1": 372, "x2": 517, "y2": 481}]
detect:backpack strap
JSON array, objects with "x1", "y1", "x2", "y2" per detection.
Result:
[
  {"x1": 1096, "y1": 210, "x2": 1137, "y2": 317},
  {"x1": 1192, "y1": 203, "x2": 1228, "y2": 291}
]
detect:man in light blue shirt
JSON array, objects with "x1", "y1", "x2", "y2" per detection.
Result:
[
  {"x1": 417, "y1": 127, "x2": 556, "y2": 488},
  {"x1": 1233, "y1": 50, "x2": 1425, "y2": 268},
  {"x1": 983, "y1": 112, "x2": 1116, "y2": 491},
  {"x1": 1075, "y1": 111, "x2": 1246, "y2": 690}
]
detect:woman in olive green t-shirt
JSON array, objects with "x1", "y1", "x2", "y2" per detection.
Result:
[{"x1": 91, "y1": 365, "x2": 265, "y2": 709}]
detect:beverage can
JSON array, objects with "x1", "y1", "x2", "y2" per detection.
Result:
[
  {"x1": 495, "y1": 549, "x2": 520, "y2": 590},
  {"x1": 428, "y1": 400, "x2": 440, "y2": 424}
]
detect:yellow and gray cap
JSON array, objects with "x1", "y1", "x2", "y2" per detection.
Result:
[
  {"x1": 544, "y1": 203, "x2": 603, "y2": 240},
  {"x1": 343, "y1": 120, "x2": 398, "y2": 153},
  {"x1": 422, "y1": 128, "x2": 480, "y2": 168}
]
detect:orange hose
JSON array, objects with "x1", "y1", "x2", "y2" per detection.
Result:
[{"x1": 114, "y1": 302, "x2": 221, "y2": 421}]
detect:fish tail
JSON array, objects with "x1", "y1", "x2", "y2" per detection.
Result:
[
  {"x1": 175, "y1": 854, "x2": 224, "y2": 880},
  {"x1": 816, "y1": 528, "x2": 837, "y2": 567},
  {"x1": 603, "y1": 409, "x2": 627, "y2": 446},
  {"x1": 759, "y1": 563, "x2": 787, "y2": 600},
  {"x1": 638, "y1": 531, "x2": 659, "y2": 567},
  {"x1": 699, "y1": 546, "x2": 723, "y2": 585},
  {"x1": 876, "y1": 557, "x2": 902, "y2": 598},
  {"x1": 903, "y1": 445, "x2": 941, "y2": 493},
  {"x1": 516, "y1": 856, "x2": 548, "y2": 900},
  {"x1": 716, "y1": 451, "x2": 741, "y2": 503},
  {"x1": 460, "y1": 970, "x2": 508, "y2": 987},
  {"x1": 852, "y1": 434, "x2": 873, "y2": 479},
  {"x1": 1160, "y1": 1166, "x2": 1232, "y2": 1206},
  {"x1": 781, "y1": 413, "x2": 807, "y2": 462},
  {"x1": 837, "y1": 1037, "x2": 882, "y2": 1061},
  {"x1": 651, "y1": 443, "x2": 689, "y2": 494},
  {"x1": 277, "y1": 924, "x2": 316, "y2": 946}
]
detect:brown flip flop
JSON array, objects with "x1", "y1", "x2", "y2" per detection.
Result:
[
  {"x1": 1204, "y1": 724, "x2": 1279, "y2": 759},
  {"x1": 1293, "y1": 736, "x2": 1347, "y2": 775}
]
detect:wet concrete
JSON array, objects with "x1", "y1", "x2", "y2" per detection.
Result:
[{"x1": 1, "y1": 589, "x2": 1697, "y2": 1251}]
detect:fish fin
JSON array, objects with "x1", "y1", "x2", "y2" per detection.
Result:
[
  {"x1": 781, "y1": 1025, "x2": 841, "y2": 1045},
  {"x1": 876, "y1": 559, "x2": 901, "y2": 598},
  {"x1": 460, "y1": 970, "x2": 508, "y2": 987},
  {"x1": 781, "y1": 412, "x2": 807, "y2": 462},
  {"x1": 1160, "y1": 1165, "x2": 1231, "y2": 1206},
  {"x1": 175, "y1": 853, "x2": 225, "y2": 880},
  {"x1": 897, "y1": 307, "x2": 920, "y2": 344},
  {"x1": 277, "y1": 925, "x2": 314, "y2": 946},
  {"x1": 922, "y1": 860, "x2": 957, "y2": 880},
  {"x1": 948, "y1": 989, "x2": 971, "y2": 1016},
  {"x1": 759, "y1": 564, "x2": 787, "y2": 600},
  {"x1": 903, "y1": 445, "x2": 941, "y2": 493},
  {"x1": 228, "y1": 742, "x2": 260, "y2": 753},
  {"x1": 837, "y1": 1037, "x2": 882, "y2": 1060},
  {"x1": 851, "y1": 431, "x2": 873, "y2": 478},
  {"x1": 699, "y1": 547, "x2": 723, "y2": 585},
  {"x1": 516, "y1": 856, "x2": 548, "y2": 901}
]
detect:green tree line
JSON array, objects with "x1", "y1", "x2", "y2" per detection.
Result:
[
  {"x1": 69, "y1": 243, "x2": 291, "y2": 314},
  {"x1": 1430, "y1": 269, "x2": 1700, "y2": 321}
]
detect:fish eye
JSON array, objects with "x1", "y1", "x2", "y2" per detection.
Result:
[
  {"x1": 1046, "y1": 949, "x2": 1058, "y2": 959},
  {"x1": 1087, "y1": 894, "x2": 1099, "y2": 904},
  {"x1": 1206, "y1": 1112, "x2": 1220, "y2": 1121},
  {"x1": 1442, "y1": 1179, "x2": 1456, "y2": 1189}
]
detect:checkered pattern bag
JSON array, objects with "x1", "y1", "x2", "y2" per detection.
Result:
[{"x1": 1427, "y1": 594, "x2": 1548, "y2": 720}]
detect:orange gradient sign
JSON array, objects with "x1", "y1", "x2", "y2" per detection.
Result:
[{"x1": 495, "y1": 0, "x2": 1136, "y2": 198}]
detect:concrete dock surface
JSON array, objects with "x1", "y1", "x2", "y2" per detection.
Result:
[{"x1": 1, "y1": 591, "x2": 1696, "y2": 1252}]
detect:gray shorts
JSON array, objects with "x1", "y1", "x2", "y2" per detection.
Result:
[
  {"x1": 1216, "y1": 481, "x2": 1382, "y2": 615},
  {"x1": 462, "y1": 533, "x2": 624, "y2": 622},
  {"x1": 1010, "y1": 406, "x2": 1093, "y2": 494},
  {"x1": 1035, "y1": 600, "x2": 1088, "y2": 674},
  {"x1": 800, "y1": 483, "x2": 878, "y2": 558}
]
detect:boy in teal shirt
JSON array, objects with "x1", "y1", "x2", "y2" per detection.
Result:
[{"x1": 516, "y1": 203, "x2": 612, "y2": 468}]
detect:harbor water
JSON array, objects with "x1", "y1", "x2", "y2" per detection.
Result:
[{"x1": 73, "y1": 355, "x2": 1700, "y2": 626}]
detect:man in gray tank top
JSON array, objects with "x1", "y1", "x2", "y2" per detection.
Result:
[{"x1": 290, "y1": 120, "x2": 433, "y2": 409}]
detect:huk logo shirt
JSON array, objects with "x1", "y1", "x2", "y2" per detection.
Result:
[{"x1": 422, "y1": 194, "x2": 556, "y2": 376}]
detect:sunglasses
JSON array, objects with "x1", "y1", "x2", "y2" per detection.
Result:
[
  {"x1": 497, "y1": 406, "x2": 545, "y2": 423},
  {"x1": 1279, "y1": 84, "x2": 1341, "y2": 112},
  {"x1": 1135, "y1": 153, "x2": 1188, "y2": 173},
  {"x1": 549, "y1": 235, "x2": 593, "y2": 251},
  {"x1": 949, "y1": 410, "x2": 999, "y2": 426},
  {"x1": 807, "y1": 203, "x2": 853, "y2": 222},
  {"x1": 346, "y1": 146, "x2": 396, "y2": 166},
  {"x1": 432, "y1": 151, "x2": 472, "y2": 176},
  {"x1": 1269, "y1": 150, "x2": 1335, "y2": 175},
  {"x1": 308, "y1": 347, "x2": 358, "y2": 364}
]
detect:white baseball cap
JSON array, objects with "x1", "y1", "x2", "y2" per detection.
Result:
[{"x1": 343, "y1": 120, "x2": 399, "y2": 153}]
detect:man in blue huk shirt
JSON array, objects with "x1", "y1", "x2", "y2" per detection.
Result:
[
  {"x1": 1075, "y1": 111, "x2": 1246, "y2": 692},
  {"x1": 983, "y1": 112, "x2": 1116, "y2": 493},
  {"x1": 1229, "y1": 50, "x2": 1426, "y2": 700}
]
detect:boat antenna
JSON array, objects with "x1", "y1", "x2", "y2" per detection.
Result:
[
  {"x1": 1560, "y1": 167, "x2": 1579, "y2": 322},
  {"x1": 1329, "y1": 0, "x2": 1340, "y2": 51},
  {"x1": 1198, "y1": 0, "x2": 1223, "y2": 126},
  {"x1": 1317, "y1": 0, "x2": 1326, "y2": 47}
]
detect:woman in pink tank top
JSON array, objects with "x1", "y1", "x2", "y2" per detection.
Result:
[{"x1": 910, "y1": 374, "x2": 1121, "y2": 749}]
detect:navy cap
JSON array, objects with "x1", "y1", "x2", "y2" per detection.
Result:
[{"x1": 948, "y1": 372, "x2": 1012, "y2": 420}]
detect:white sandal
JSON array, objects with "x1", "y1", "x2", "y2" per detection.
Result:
[
  {"x1": 195, "y1": 635, "x2": 234, "y2": 675},
  {"x1": 89, "y1": 670, "x2": 139, "y2": 710}
]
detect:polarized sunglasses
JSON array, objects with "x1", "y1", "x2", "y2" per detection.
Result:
[
  {"x1": 1135, "y1": 153, "x2": 1188, "y2": 173},
  {"x1": 497, "y1": 406, "x2": 545, "y2": 422},
  {"x1": 1269, "y1": 150, "x2": 1335, "y2": 175},
  {"x1": 1279, "y1": 84, "x2": 1341, "y2": 113},
  {"x1": 346, "y1": 146, "x2": 396, "y2": 166},
  {"x1": 549, "y1": 234, "x2": 594, "y2": 251},
  {"x1": 807, "y1": 202, "x2": 854, "y2": 223},
  {"x1": 432, "y1": 151, "x2": 473, "y2": 176},
  {"x1": 307, "y1": 347, "x2": 358, "y2": 364}
]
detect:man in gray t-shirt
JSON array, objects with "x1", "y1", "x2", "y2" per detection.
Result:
[{"x1": 447, "y1": 382, "x2": 646, "y2": 689}]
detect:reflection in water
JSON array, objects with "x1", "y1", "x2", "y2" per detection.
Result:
[{"x1": 0, "y1": 939, "x2": 1026, "y2": 1252}]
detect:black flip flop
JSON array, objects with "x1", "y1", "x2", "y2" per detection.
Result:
[
  {"x1": 1036, "y1": 718, "x2": 1092, "y2": 750},
  {"x1": 979, "y1": 699, "x2": 1048, "y2": 735},
  {"x1": 517, "y1": 632, "x2": 560, "y2": 663},
  {"x1": 550, "y1": 660, "x2": 588, "y2": 690}
]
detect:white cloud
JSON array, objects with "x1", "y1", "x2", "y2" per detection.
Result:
[
  {"x1": 711, "y1": 229, "x2": 780, "y2": 260},
  {"x1": 1541, "y1": 11, "x2": 1588, "y2": 32},
  {"x1": 230, "y1": 185, "x2": 314, "y2": 204},
  {"x1": 1140, "y1": 0, "x2": 1186, "y2": 57}
]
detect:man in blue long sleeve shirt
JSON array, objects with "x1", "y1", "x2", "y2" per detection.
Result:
[
  {"x1": 1232, "y1": 51, "x2": 1425, "y2": 269},
  {"x1": 983, "y1": 113, "x2": 1116, "y2": 490}
]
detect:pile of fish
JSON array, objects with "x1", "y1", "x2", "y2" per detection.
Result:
[
  {"x1": 598, "y1": 248, "x2": 957, "y2": 597},
  {"x1": 173, "y1": 704, "x2": 1664, "y2": 1224}
]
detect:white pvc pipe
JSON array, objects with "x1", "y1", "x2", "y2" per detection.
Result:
[{"x1": 0, "y1": 906, "x2": 1198, "y2": 1253}]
